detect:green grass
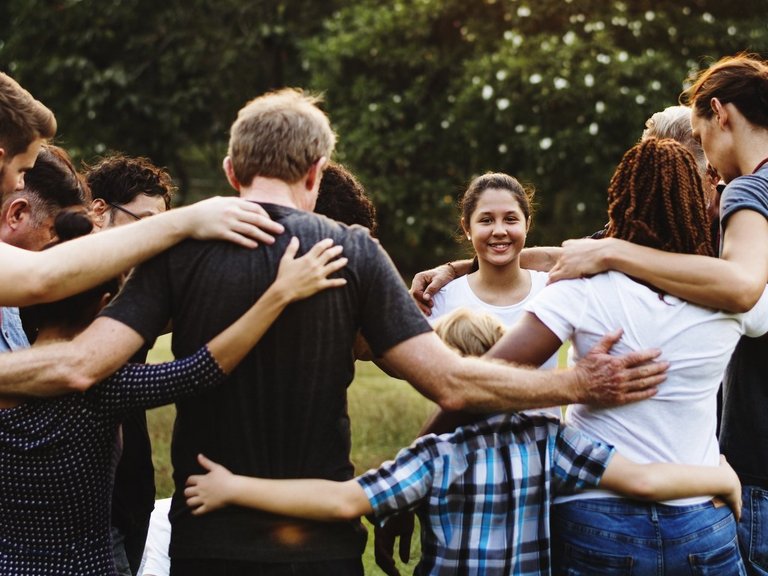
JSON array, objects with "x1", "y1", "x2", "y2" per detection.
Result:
[{"x1": 146, "y1": 334, "x2": 430, "y2": 574}]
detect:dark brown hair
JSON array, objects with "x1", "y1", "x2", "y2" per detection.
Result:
[
  {"x1": 84, "y1": 154, "x2": 175, "y2": 210},
  {"x1": 0, "y1": 72, "x2": 56, "y2": 156},
  {"x1": 605, "y1": 138, "x2": 713, "y2": 257},
  {"x1": 459, "y1": 172, "x2": 534, "y2": 226},
  {"x1": 681, "y1": 53, "x2": 768, "y2": 128}
]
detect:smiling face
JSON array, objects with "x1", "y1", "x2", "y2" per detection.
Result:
[{"x1": 462, "y1": 187, "x2": 529, "y2": 268}]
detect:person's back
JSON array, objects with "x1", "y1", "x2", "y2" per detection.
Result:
[
  {"x1": 104, "y1": 204, "x2": 428, "y2": 564},
  {"x1": 533, "y1": 270, "x2": 768, "y2": 499}
]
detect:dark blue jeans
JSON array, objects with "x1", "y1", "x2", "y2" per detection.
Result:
[
  {"x1": 551, "y1": 498, "x2": 745, "y2": 575},
  {"x1": 738, "y1": 486, "x2": 768, "y2": 576}
]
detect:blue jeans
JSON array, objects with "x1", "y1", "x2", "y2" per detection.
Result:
[
  {"x1": 551, "y1": 498, "x2": 745, "y2": 575},
  {"x1": 739, "y1": 486, "x2": 768, "y2": 576}
]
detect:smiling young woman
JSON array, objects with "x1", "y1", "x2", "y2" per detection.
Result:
[{"x1": 426, "y1": 172, "x2": 559, "y2": 371}]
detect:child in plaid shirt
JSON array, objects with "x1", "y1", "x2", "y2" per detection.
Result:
[{"x1": 184, "y1": 308, "x2": 741, "y2": 576}]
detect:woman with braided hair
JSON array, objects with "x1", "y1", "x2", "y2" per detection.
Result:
[
  {"x1": 474, "y1": 136, "x2": 766, "y2": 574},
  {"x1": 546, "y1": 53, "x2": 768, "y2": 575}
]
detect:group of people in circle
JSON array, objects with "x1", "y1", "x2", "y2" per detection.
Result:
[{"x1": 0, "y1": 51, "x2": 766, "y2": 576}]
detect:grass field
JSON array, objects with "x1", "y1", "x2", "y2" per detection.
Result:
[{"x1": 146, "y1": 334, "x2": 433, "y2": 574}]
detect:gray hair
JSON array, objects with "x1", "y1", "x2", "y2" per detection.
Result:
[{"x1": 642, "y1": 105, "x2": 706, "y2": 176}]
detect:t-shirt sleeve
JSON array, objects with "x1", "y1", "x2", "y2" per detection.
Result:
[
  {"x1": 357, "y1": 237, "x2": 432, "y2": 356},
  {"x1": 720, "y1": 173, "x2": 768, "y2": 229},
  {"x1": 356, "y1": 436, "x2": 437, "y2": 520},
  {"x1": 551, "y1": 424, "x2": 615, "y2": 494},
  {"x1": 742, "y1": 285, "x2": 768, "y2": 338},
  {"x1": 523, "y1": 278, "x2": 587, "y2": 342},
  {"x1": 86, "y1": 346, "x2": 226, "y2": 414},
  {"x1": 99, "y1": 249, "x2": 173, "y2": 345}
]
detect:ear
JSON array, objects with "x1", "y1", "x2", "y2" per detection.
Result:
[
  {"x1": 6, "y1": 198, "x2": 31, "y2": 229},
  {"x1": 460, "y1": 216, "x2": 471, "y2": 238},
  {"x1": 0, "y1": 147, "x2": 5, "y2": 165},
  {"x1": 89, "y1": 198, "x2": 109, "y2": 228},
  {"x1": 305, "y1": 156, "x2": 327, "y2": 191},
  {"x1": 526, "y1": 216, "x2": 531, "y2": 233},
  {"x1": 223, "y1": 157, "x2": 241, "y2": 191},
  {"x1": 710, "y1": 98, "x2": 728, "y2": 128}
]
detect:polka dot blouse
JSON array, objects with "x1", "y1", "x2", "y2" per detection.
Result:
[{"x1": 0, "y1": 346, "x2": 224, "y2": 575}]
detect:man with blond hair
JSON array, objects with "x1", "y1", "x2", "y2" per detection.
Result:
[{"x1": 0, "y1": 88, "x2": 665, "y2": 575}]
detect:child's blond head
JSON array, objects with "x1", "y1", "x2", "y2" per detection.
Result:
[{"x1": 433, "y1": 308, "x2": 505, "y2": 358}]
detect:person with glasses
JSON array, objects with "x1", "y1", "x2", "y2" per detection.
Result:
[
  {"x1": 84, "y1": 154, "x2": 176, "y2": 576},
  {"x1": 87, "y1": 155, "x2": 174, "y2": 229}
]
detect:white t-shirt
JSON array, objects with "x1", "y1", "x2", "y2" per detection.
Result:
[
  {"x1": 526, "y1": 271, "x2": 768, "y2": 505},
  {"x1": 430, "y1": 270, "x2": 559, "y2": 370},
  {"x1": 138, "y1": 498, "x2": 171, "y2": 576}
]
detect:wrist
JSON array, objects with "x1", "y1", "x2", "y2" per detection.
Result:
[{"x1": 445, "y1": 261, "x2": 458, "y2": 279}]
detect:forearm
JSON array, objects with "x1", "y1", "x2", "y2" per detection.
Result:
[
  {"x1": 12, "y1": 211, "x2": 188, "y2": 307},
  {"x1": 227, "y1": 476, "x2": 372, "y2": 521},
  {"x1": 0, "y1": 317, "x2": 143, "y2": 396},
  {"x1": 601, "y1": 239, "x2": 763, "y2": 312},
  {"x1": 606, "y1": 459, "x2": 733, "y2": 502},
  {"x1": 207, "y1": 284, "x2": 291, "y2": 373},
  {"x1": 520, "y1": 246, "x2": 562, "y2": 272}
]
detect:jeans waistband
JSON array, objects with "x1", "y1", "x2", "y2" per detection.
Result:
[{"x1": 554, "y1": 497, "x2": 717, "y2": 517}]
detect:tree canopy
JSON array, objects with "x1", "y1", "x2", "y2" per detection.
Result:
[{"x1": 2, "y1": 0, "x2": 766, "y2": 273}]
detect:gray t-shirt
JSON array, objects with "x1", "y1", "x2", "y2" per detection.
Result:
[
  {"x1": 719, "y1": 164, "x2": 768, "y2": 488},
  {"x1": 102, "y1": 203, "x2": 432, "y2": 563}
]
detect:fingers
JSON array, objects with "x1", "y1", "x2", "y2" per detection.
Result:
[
  {"x1": 622, "y1": 361, "x2": 669, "y2": 384},
  {"x1": 281, "y1": 237, "x2": 300, "y2": 260},
  {"x1": 588, "y1": 329, "x2": 624, "y2": 356},
  {"x1": 619, "y1": 347, "x2": 663, "y2": 368},
  {"x1": 197, "y1": 453, "x2": 217, "y2": 471},
  {"x1": 236, "y1": 201, "x2": 285, "y2": 236}
]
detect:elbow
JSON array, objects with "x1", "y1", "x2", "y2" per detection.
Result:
[
  {"x1": 432, "y1": 372, "x2": 471, "y2": 413},
  {"x1": 332, "y1": 501, "x2": 364, "y2": 522},
  {"x1": 618, "y1": 474, "x2": 659, "y2": 502},
  {"x1": 729, "y1": 286, "x2": 764, "y2": 313},
  {"x1": 64, "y1": 356, "x2": 101, "y2": 393}
]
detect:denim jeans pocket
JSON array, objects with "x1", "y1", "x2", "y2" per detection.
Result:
[
  {"x1": 688, "y1": 536, "x2": 745, "y2": 575},
  {"x1": 743, "y1": 486, "x2": 768, "y2": 573},
  {"x1": 561, "y1": 542, "x2": 634, "y2": 576}
]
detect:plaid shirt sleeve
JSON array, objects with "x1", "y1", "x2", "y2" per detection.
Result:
[
  {"x1": 356, "y1": 436, "x2": 437, "y2": 520},
  {"x1": 551, "y1": 424, "x2": 615, "y2": 494}
]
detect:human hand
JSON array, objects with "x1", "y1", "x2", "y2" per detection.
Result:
[
  {"x1": 182, "y1": 197, "x2": 285, "y2": 248},
  {"x1": 273, "y1": 237, "x2": 348, "y2": 302},
  {"x1": 374, "y1": 511, "x2": 415, "y2": 576},
  {"x1": 548, "y1": 238, "x2": 616, "y2": 284},
  {"x1": 715, "y1": 454, "x2": 742, "y2": 521},
  {"x1": 409, "y1": 265, "x2": 456, "y2": 315},
  {"x1": 572, "y1": 329, "x2": 668, "y2": 406},
  {"x1": 185, "y1": 454, "x2": 236, "y2": 515}
]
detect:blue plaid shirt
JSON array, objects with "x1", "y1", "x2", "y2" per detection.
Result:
[{"x1": 357, "y1": 412, "x2": 614, "y2": 576}]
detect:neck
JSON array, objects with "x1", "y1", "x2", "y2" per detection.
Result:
[
  {"x1": 731, "y1": 121, "x2": 768, "y2": 176},
  {"x1": 239, "y1": 177, "x2": 310, "y2": 210},
  {"x1": 475, "y1": 258, "x2": 524, "y2": 287}
]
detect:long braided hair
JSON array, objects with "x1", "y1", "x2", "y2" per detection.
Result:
[{"x1": 604, "y1": 137, "x2": 714, "y2": 257}]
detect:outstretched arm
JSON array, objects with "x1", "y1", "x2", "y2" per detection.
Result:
[
  {"x1": 548, "y1": 210, "x2": 768, "y2": 312},
  {"x1": 601, "y1": 454, "x2": 742, "y2": 520},
  {"x1": 0, "y1": 238, "x2": 345, "y2": 397},
  {"x1": 0, "y1": 196, "x2": 284, "y2": 307},
  {"x1": 185, "y1": 454, "x2": 372, "y2": 521},
  {"x1": 382, "y1": 328, "x2": 665, "y2": 414}
]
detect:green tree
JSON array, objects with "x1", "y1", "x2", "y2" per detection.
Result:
[
  {"x1": 0, "y1": 0, "x2": 336, "y2": 198},
  {"x1": 305, "y1": 0, "x2": 768, "y2": 274}
]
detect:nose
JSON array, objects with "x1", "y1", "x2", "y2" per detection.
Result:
[{"x1": 492, "y1": 220, "x2": 506, "y2": 235}]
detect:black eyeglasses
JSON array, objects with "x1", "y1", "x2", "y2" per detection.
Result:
[{"x1": 107, "y1": 201, "x2": 142, "y2": 221}]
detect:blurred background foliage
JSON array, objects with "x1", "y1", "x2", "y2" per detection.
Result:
[{"x1": 2, "y1": 0, "x2": 766, "y2": 275}]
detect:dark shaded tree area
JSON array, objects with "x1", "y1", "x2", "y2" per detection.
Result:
[{"x1": 2, "y1": 0, "x2": 766, "y2": 274}]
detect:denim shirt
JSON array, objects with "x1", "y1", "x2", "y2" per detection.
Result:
[{"x1": 0, "y1": 306, "x2": 31, "y2": 352}]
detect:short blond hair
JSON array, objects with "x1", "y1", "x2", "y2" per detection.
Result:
[
  {"x1": 433, "y1": 308, "x2": 506, "y2": 357},
  {"x1": 228, "y1": 88, "x2": 336, "y2": 186}
]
